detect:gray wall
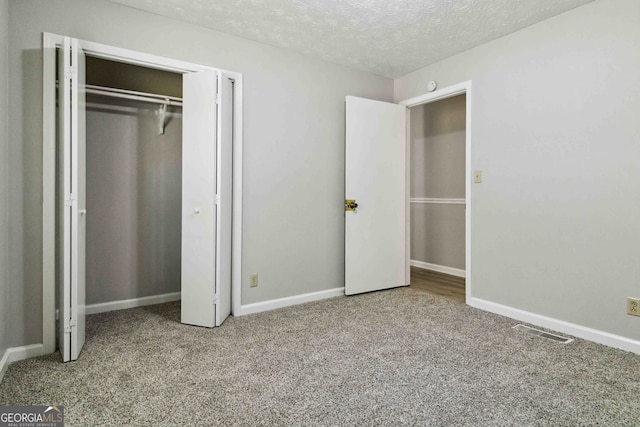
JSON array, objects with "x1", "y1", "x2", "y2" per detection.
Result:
[
  {"x1": 396, "y1": 0, "x2": 640, "y2": 341},
  {"x1": 86, "y1": 97, "x2": 182, "y2": 305},
  {"x1": 410, "y1": 96, "x2": 466, "y2": 270},
  {"x1": 0, "y1": 0, "x2": 9, "y2": 358},
  {"x1": 410, "y1": 205, "x2": 465, "y2": 269},
  {"x1": 7, "y1": 0, "x2": 392, "y2": 347}
]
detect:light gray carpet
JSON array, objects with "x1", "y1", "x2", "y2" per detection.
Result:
[{"x1": 1, "y1": 288, "x2": 639, "y2": 426}]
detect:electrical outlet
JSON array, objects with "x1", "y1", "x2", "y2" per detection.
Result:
[
  {"x1": 628, "y1": 297, "x2": 640, "y2": 317},
  {"x1": 250, "y1": 274, "x2": 259, "y2": 288}
]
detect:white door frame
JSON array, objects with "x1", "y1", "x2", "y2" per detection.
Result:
[
  {"x1": 41, "y1": 32, "x2": 244, "y2": 353},
  {"x1": 398, "y1": 81, "x2": 472, "y2": 304}
]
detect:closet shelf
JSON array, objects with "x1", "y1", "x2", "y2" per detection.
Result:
[{"x1": 85, "y1": 84, "x2": 183, "y2": 107}]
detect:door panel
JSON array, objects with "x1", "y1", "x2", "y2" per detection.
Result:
[
  {"x1": 71, "y1": 38, "x2": 87, "y2": 360},
  {"x1": 181, "y1": 70, "x2": 218, "y2": 327},
  {"x1": 345, "y1": 96, "x2": 407, "y2": 295},
  {"x1": 58, "y1": 37, "x2": 72, "y2": 362},
  {"x1": 59, "y1": 37, "x2": 86, "y2": 362},
  {"x1": 215, "y1": 74, "x2": 233, "y2": 326}
]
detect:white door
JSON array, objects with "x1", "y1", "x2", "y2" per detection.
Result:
[
  {"x1": 181, "y1": 70, "x2": 231, "y2": 327},
  {"x1": 345, "y1": 96, "x2": 407, "y2": 295},
  {"x1": 215, "y1": 74, "x2": 233, "y2": 326},
  {"x1": 59, "y1": 37, "x2": 87, "y2": 361}
]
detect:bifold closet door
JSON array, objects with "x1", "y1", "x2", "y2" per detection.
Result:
[
  {"x1": 59, "y1": 37, "x2": 87, "y2": 362},
  {"x1": 215, "y1": 74, "x2": 233, "y2": 326},
  {"x1": 181, "y1": 70, "x2": 232, "y2": 328}
]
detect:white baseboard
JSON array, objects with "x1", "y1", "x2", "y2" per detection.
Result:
[
  {"x1": 237, "y1": 287, "x2": 345, "y2": 316},
  {"x1": 85, "y1": 292, "x2": 181, "y2": 315},
  {"x1": 410, "y1": 260, "x2": 465, "y2": 278},
  {"x1": 469, "y1": 297, "x2": 640, "y2": 355},
  {"x1": 0, "y1": 344, "x2": 46, "y2": 384}
]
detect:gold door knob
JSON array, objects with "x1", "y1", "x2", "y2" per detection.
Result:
[{"x1": 345, "y1": 199, "x2": 358, "y2": 211}]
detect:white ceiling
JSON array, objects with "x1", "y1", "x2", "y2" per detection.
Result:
[{"x1": 107, "y1": 0, "x2": 594, "y2": 78}]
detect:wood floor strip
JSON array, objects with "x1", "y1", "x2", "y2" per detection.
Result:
[
  {"x1": 409, "y1": 266, "x2": 466, "y2": 303},
  {"x1": 411, "y1": 281, "x2": 464, "y2": 295},
  {"x1": 411, "y1": 269, "x2": 464, "y2": 284}
]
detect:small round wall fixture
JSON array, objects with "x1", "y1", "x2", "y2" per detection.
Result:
[{"x1": 428, "y1": 81, "x2": 437, "y2": 92}]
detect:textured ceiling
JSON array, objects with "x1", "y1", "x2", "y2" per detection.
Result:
[{"x1": 107, "y1": 0, "x2": 594, "y2": 78}]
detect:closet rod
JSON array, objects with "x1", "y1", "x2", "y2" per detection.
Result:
[{"x1": 85, "y1": 84, "x2": 183, "y2": 107}]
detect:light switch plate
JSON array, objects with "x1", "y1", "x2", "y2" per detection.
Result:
[{"x1": 474, "y1": 170, "x2": 482, "y2": 183}]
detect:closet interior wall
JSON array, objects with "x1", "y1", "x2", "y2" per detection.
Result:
[
  {"x1": 410, "y1": 94, "x2": 466, "y2": 272},
  {"x1": 84, "y1": 57, "x2": 183, "y2": 306}
]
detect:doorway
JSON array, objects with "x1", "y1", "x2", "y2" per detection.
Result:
[
  {"x1": 408, "y1": 94, "x2": 467, "y2": 302},
  {"x1": 83, "y1": 57, "x2": 184, "y2": 314},
  {"x1": 400, "y1": 82, "x2": 472, "y2": 304},
  {"x1": 42, "y1": 33, "x2": 244, "y2": 360},
  {"x1": 343, "y1": 82, "x2": 471, "y2": 299}
]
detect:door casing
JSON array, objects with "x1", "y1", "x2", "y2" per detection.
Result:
[{"x1": 41, "y1": 32, "x2": 244, "y2": 355}]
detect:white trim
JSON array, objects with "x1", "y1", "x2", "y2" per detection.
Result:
[
  {"x1": 236, "y1": 287, "x2": 345, "y2": 316},
  {"x1": 42, "y1": 32, "x2": 244, "y2": 355},
  {"x1": 79, "y1": 38, "x2": 212, "y2": 73},
  {"x1": 231, "y1": 74, "x2": 244, "y2": 317},
  {"x1": 0, "y1": 344, "x2": 46, "y2": 384},
  {"x1": 470, "y1": 297, "x2": 640, "y2": 355},
  {"x1": 42, "y1": 33, "x2": 57, "y2": 355},
  {"x1": 465, "y1": 83, "x2": 472, "y2": 305},
  {"x1": 399, "y1": 81, "x2": 470, "y2": 108},
  {"x1": 405, "y1": 107, "x2": 411, "y2": 286},
  {"x1": 399, "y1": 80, "x2": 472, "y2": 305},
  {"x1": 410, "y1": 260, "x2": 465, "y2": 278},
  {"x1": 410, "y1": 197, "x2": 465, "y2": 205},
  {"x1": 85, "y1": 292, "x2": 181, "y2": 315}
]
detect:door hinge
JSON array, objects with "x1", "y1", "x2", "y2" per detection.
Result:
[
  {"x1": 64, "y1": 66, "x2": 77, "y2": 80},
  {"x1": 215, "y1": 194, "x2": 221, "y2": 205},
  {"x1": 216, "y1": 93, "x2": 221, "y2": 104},
  {"x1": 64, "y1": 319, "x2": 77, "y2": 333},
  {"x1": 65, "y1": 193, "x2": 77, "y2": 207}
]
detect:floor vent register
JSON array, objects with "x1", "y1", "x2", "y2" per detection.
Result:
[{"x1": 512, "y1": 324, "x2": 573, "y2": 344}]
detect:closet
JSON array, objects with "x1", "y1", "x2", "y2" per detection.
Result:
[
  {"x1": 84, "y1": 57, "x2": 183, "y2": 311},
  {"x1": 54, "y1": 36, "x2": 234, "y2": 362},
  {"x1": 409, "y1": 94, "x2": 466, "y2": 299}
]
